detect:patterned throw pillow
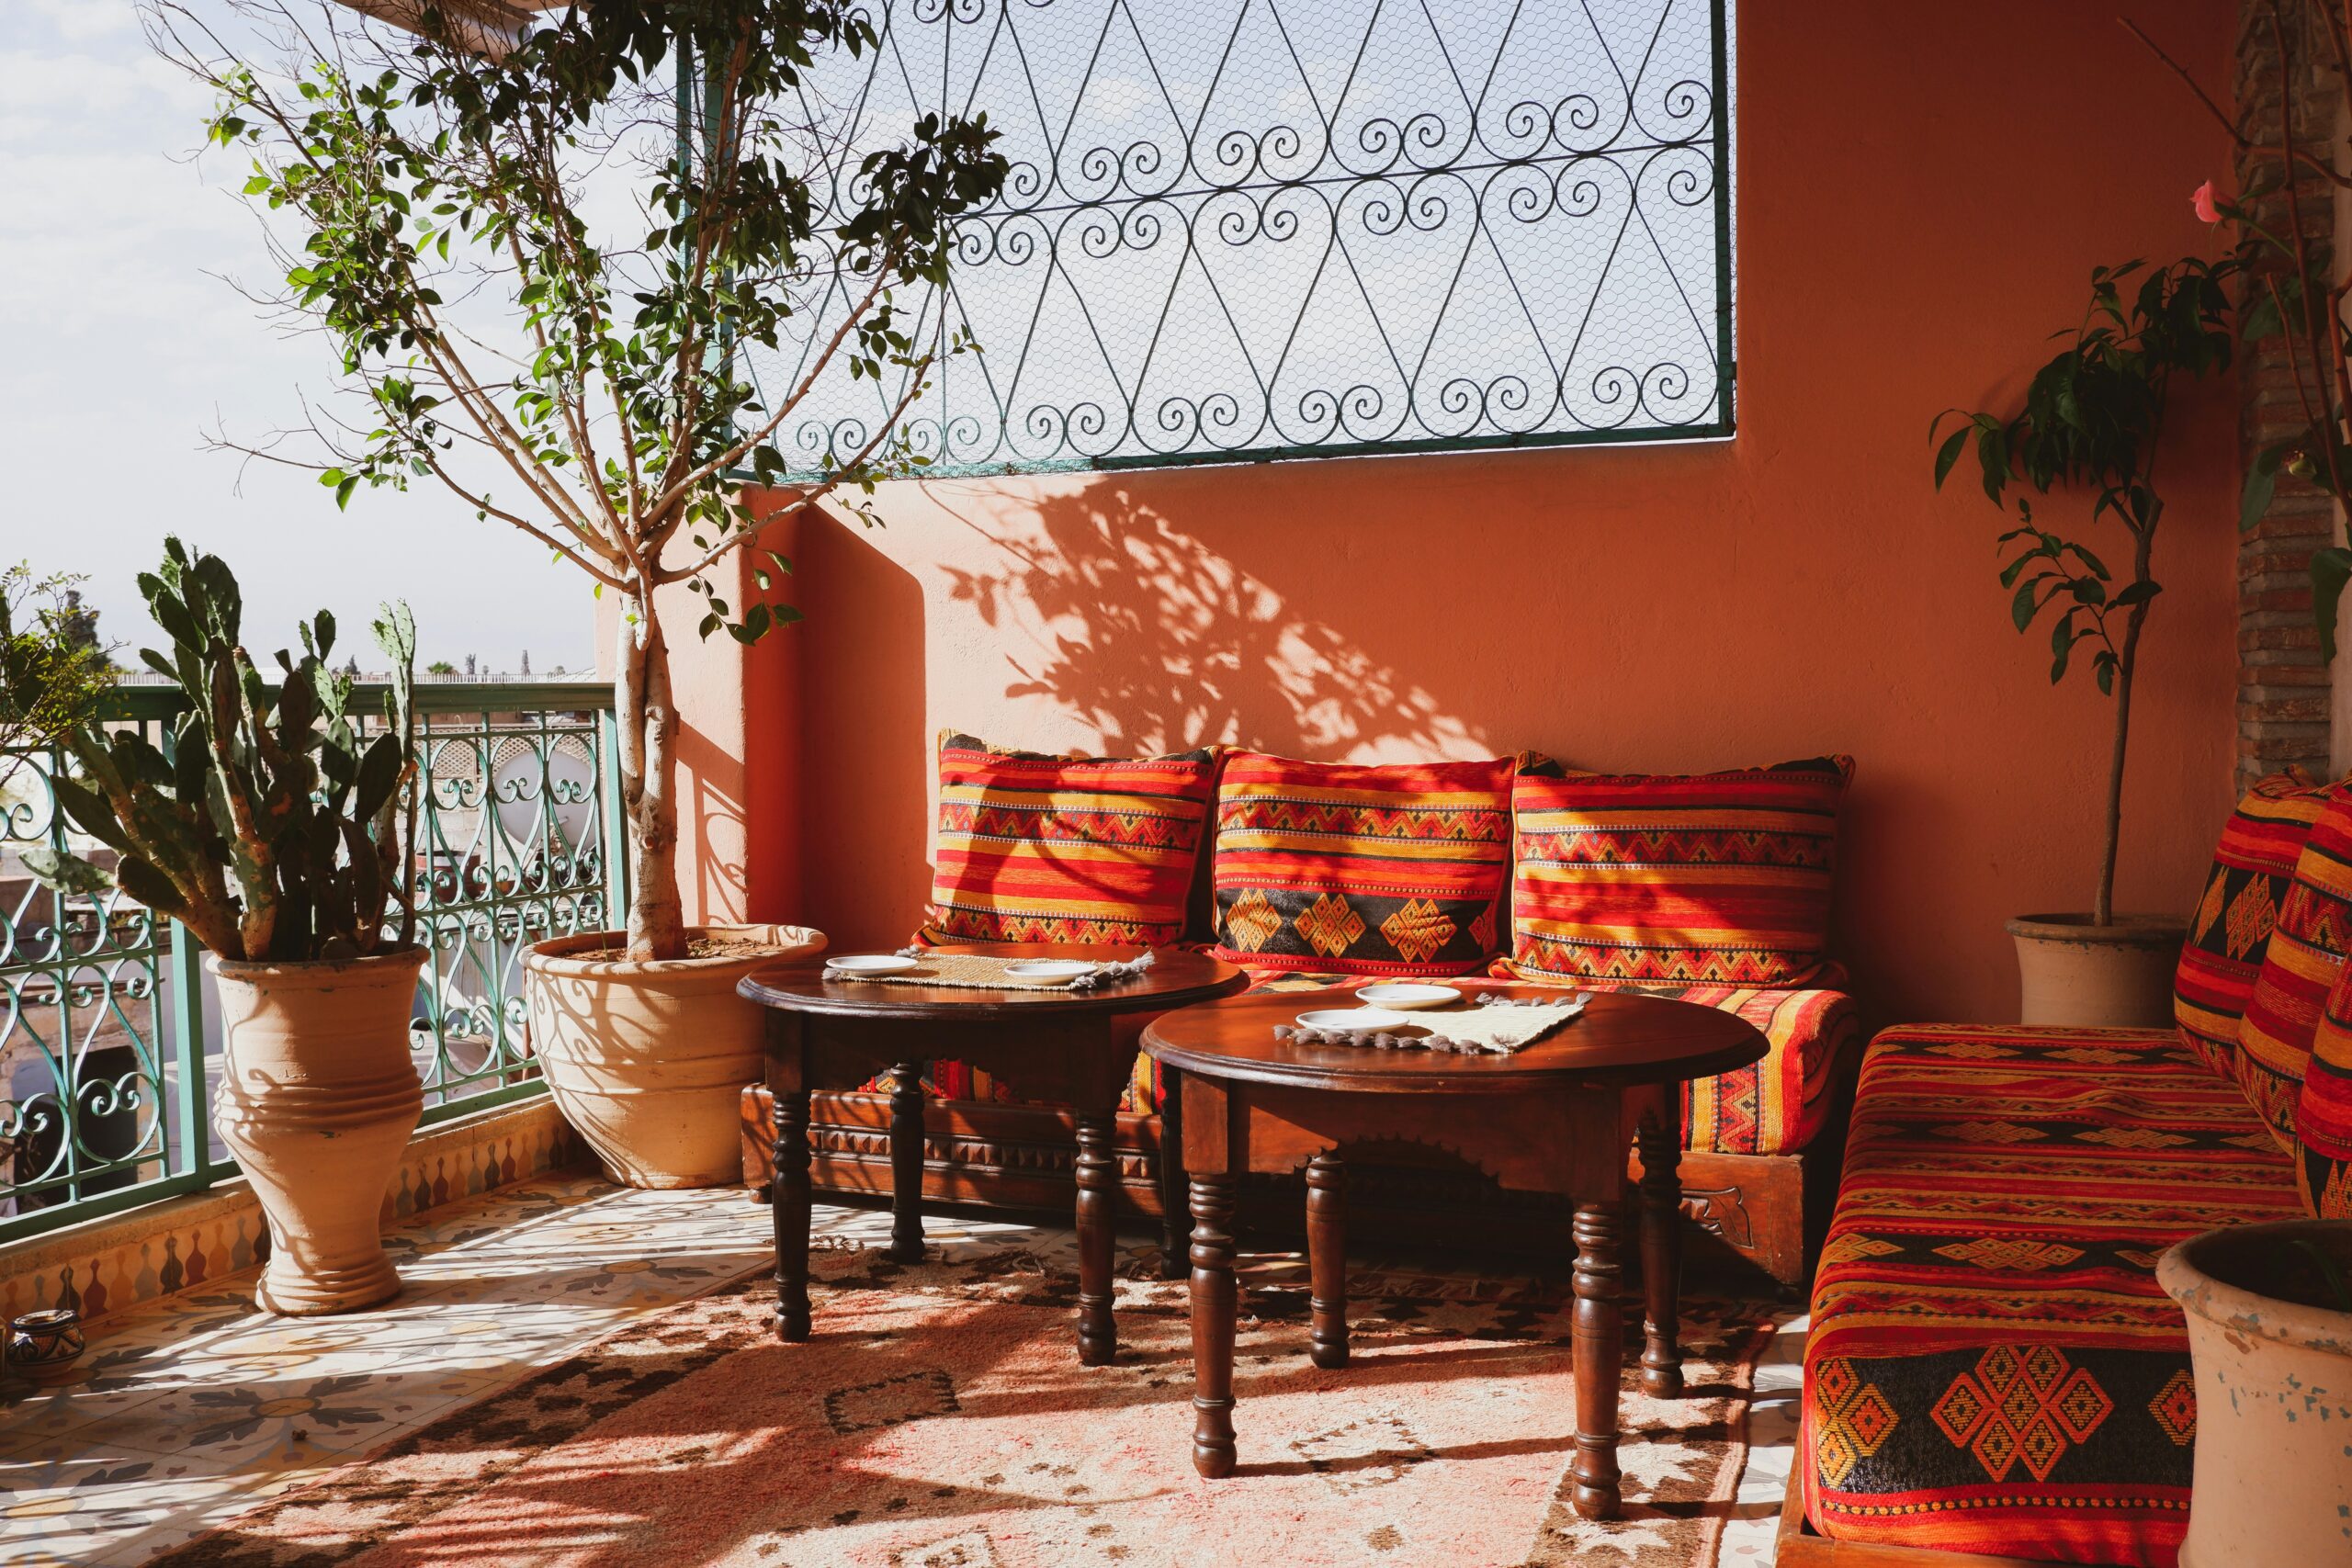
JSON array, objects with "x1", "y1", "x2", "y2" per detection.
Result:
[
  {"x1": 2238, "y1": 784, "x2": 2352, "y2": 1148},
  {"x1": 916, "y1": 733, "x2": 1220, "y2": 947},
  {"x1": 1498, "y1": 756, "x2": 1852, "y2": 987},
  {"x1": 2298, "y1": 972, "x2": 2352, "y2": 1217},
  {"x1": 1208, "y1": 752, "x2": 1518, "y2": 977},
  {"x1": 2177, "y1": 771, "x2": 2330, "y2": 1082}
]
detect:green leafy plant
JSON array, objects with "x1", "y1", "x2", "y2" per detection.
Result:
[
  {"x1": 150, "y1": 0, "x2": 1008, "y2": 960},
  {"x1": 0, "y1": 564, "x2": 114, "y2": 788},
  {"x1": 1933, "y1": 256, "x2": 2237, "y2": 925},
  {"x1": 24, "y1": 539, "x2": 421, "y2": 964}
]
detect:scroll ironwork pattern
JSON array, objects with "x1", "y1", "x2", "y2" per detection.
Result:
[{"x1": 752, "y1": 0, "x2": 1733, "y2": 476}]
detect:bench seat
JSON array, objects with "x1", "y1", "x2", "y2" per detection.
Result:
[{"x1": 1801, "y1": 1023, "x2": 2301, "y2": 1567}]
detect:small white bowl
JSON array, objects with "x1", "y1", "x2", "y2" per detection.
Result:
[
  {"x1": 1294, "y1": 1007, "x2": 1413, "y2": 1032},
  {"x1": 1355, "y1": 982, "x2": 1464, "y2": 1010},
  {"x1": 826, "y1": 954, "x2": 920, "y2": 976},
  {"x1": 1002, "y1": 958, "x2": 1098, "y2": 980}
]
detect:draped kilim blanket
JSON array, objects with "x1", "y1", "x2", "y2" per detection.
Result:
[
  {"x1": 151, "y1": 1243, "x2": 1781, "y2": 1568},
  {"x1": 2236, "y1": 779, "x2": 2352, "y2": 1149},
  {"x1": 1803, "y1": 1023, "x2": 2301, "y2": 1567}
]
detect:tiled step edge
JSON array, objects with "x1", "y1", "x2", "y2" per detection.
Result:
[{"x1": 0, "y1": 1094, "x2": 588, "y2": 1328}]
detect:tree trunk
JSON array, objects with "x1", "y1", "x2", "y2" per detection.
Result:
[
  {"x1": 614, "y1": 598, "x2": 687, "y2": 962},
  {"x1": 2095, "y1": 528, "x2": 2155, "y2": 928}
]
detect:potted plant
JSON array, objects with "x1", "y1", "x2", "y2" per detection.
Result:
[
  {"x1": 2156, "y1": 1222, "x2": 2352, "y2": 1568},
  {"x1": 1933, "y1": 254, "x2": 2237, "y2": 1025},
  {"x1": 26, "y1": 540, "x2": 426, "y2": 1315},
  {"x1": 156, "y1": 3, "x2": 1006, "y2": 1185}
]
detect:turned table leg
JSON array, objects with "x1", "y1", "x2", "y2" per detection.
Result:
[
  {"x1": 1305, "y1": 1152, "x2": 1348, "y2": 1370},
  {"x1": 1189, "y1": 1173, "x2": 1239, "y2": 1478},
  {"x1": 1570, "y1": 1200, "x2": 1624, "y2": 1520},
  {"x1": 1158, "y1": 1063, "x2": 1188, "y2": 1277},
  {"x1": 1075, "y1": 1106, "x2": 1119, "y2": 1365},
  {"x1": 771, "y1": 1086, "x2": 812, "y2": 1341},
  {"x1": 1637, "y1": 1114, "x2": 1685, "y2": 1398},
  {"x1": 888, "y1": 1063, "x2": 926, "y2": 1264}
]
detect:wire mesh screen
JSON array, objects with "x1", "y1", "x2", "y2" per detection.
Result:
[{"x1": 748, "y1": 0, "x2": 1732, "y2": 477}]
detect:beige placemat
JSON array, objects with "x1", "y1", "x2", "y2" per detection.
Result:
[
  {"x1": 1273, "y1": 995, "x2": 1588, "y2": 1054},
  {"x1": 829, "y1": 951, "x2": 1151, "y2": 992}
]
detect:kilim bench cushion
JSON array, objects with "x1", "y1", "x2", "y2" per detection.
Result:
[
  {"x1": 1206, "y1": 752, "x2": 1518, "y2": 978},
  {"x1": 2175, "y1": 769, "x2": 2329, "y2": 1081},
  {"x1": 2294, "y1": 952, "x2": 2352, "y2": 1217},
  {"x1": 1497, "y1": 755, "x2": 1852, "y2": 987},
  {"x1": 1803, "y1": 1023, "x2": 2301, "y2": 1567},
  {"x1": 915, "y1": 732, "x2": 1221, "y2": 948}
]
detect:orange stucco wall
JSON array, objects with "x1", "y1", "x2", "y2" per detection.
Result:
[{"x1": 687, "y1": 1, "x2": 2245, "y2": 1026}]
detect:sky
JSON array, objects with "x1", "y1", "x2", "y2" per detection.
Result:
[{"x1": 0, "y1": 0, "x2": 594, "y2": 674}]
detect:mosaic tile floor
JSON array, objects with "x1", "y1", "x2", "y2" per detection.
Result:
[{"x1": 0, "y1": 1176, "x2": 1805, "y2": 1565}]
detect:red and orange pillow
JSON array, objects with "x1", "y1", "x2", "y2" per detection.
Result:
[
  {"x1": 1495, "y1": 757, "x2": 1853, "y2": 987},
  {"x1": 2177, "y1": 771, "x2": 2334, "y2": 1082},
  {"x1": 916, "y1": 732, "x2": 1220, "y2": 949},
  {"x1": 1207, "y1": 751, "x2": 1518, "y2": 977}
]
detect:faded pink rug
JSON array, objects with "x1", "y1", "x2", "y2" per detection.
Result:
[{"x1": 155, "y1": 1239, "x2": 1779, "y2": 1568}]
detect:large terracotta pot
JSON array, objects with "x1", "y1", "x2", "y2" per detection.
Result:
[
  {"x1": 2157, "y1": 1219, "x2": 2352, "y2": 1568},
  {"x1": 2005, "y1": 914, "x2": 2186, "y2": 1028},
  {"x1": 523, "y1": 924, "x2": 826, "y2": 1189},
  {"x1": 209, "y1": 945, "x2": 429, "y2": 1317}
]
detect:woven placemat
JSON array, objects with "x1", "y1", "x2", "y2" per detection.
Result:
[
  {"x1": 1274, "y1": 994, "x2": 1588, "y2": 1055},
  {"x1": 829, "y1": 951, "x2": 1151, "y2": 992}
]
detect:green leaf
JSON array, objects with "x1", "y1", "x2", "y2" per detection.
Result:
[
  {"x1": 2111, "y1": 579, "x2": 2161, "y2": 608},
  {"x1": 2010, "y1": 577, "x2": 2045, "y2": 632},
  {"x1": 20, "y1": 847, "x2": 112, "y2": 897},
  {"x1": 2050, "y1": 615, "x2": 2077, "y2": 682},
  {"x1": 1932, "y1": 424, "x2": 1970, "y2": 489},
  {"x1": 2244, "y1": 441, "x2": 2291, "y2": 532}
]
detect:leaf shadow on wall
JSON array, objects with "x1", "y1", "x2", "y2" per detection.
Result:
[{"x1": 933, "y1": 482, "x2": 1494, "y2": 760}]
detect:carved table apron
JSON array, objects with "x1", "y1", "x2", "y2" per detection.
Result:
[
  {"x1": 1140, "y1": 983, "x2": 1768, "y2": 1520},
  {"x1": 741, "y1": 942, "x2": 1247, "y2": 1366}
]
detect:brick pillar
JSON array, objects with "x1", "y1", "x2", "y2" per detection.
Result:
[{"x1": 2236, "y1": 0, "x2": 2340, "y2": 790}]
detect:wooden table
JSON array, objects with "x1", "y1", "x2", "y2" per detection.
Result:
[
  {"x1": 740, "y1": 942, "x2": 1246, "y2": 1365},
  {"x1": 1140, "y1": 982, "x2": 1766, "y2": 1519}
]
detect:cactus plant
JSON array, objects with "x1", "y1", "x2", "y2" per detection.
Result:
[{"x1": 23, "y1": 538, "x2": 419, "y2": 963}]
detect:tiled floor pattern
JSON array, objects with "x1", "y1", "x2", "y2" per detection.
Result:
[{"x1": 0, "y1": 1176, "x2": 1804, "y2": 1565}]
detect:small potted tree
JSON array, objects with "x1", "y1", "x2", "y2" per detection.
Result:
[
  {"x1": 155, "y1": 2, "x2": 1007, "y2": 1185},
  {"x1": 28, "y1": 540, "x2": 426, "y2": 1315},
  {"x1": 1934, "y1": 254, "x2": 2236, "y2": 1025}
]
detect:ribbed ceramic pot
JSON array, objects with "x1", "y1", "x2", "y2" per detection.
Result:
[
  {"x1": 2006, "y1": 914, "x2": 2187, "y2": 1028},
  {"x1": 209, "y1": 945, "x2": 429, "y2": 1317},
  {"x1": 2157, "y1": 1220, "x2": 2352, "y2": 1568},
  {"x1": 523, "y1": 924, "x2": 825, "y2": 1189}
]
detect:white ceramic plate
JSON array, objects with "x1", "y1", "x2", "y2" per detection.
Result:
[
  {"x1": 1294, "y1": 1007, "x2": 1413, "y2": 1032},
  {"x1": 1003, "y1": 959, "x2": 1097, "y2": 980},
  {"x1": 1355, "y1": 982, "x2": 1464, "y2": 1010},
  {"x1": 826, "y1": 954, "x2": 920, "y2": 976}
]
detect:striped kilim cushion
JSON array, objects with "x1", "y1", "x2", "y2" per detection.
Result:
[
  {"x1": 916, "y1": 732, "x2": 1220, "y2": 948},
  {"x1": 1498, "y1": 757, "x2": 1851, "y2": 987},
  {"x1": 2236, "y1": 783, "x2": 2352, "y2": 1148},
  {"x1": 2176, "y1": 771, "x2": 2329, "y2": 1081},
  {"x1": 2296, "y1": 957, "x2": 2352, "y2": 1217},
  {"x1": 1207, "y1": 752, "x2": 1517, "y2": 977},
  {"x1": 1804, "y1": 1023, "x2": 2301, "y2": 1566}
]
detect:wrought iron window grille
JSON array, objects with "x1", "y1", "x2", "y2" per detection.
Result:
[{"x1": 742, "y1": 0, "x2": 1734, "y2": 479}]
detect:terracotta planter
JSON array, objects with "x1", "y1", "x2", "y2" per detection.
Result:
[
  {"x1": 2157, "y1": 1220, "x2": 2352, "y2": 1568},
  {"x1": 523, "y1": 924, "x2": 826, "y2": 1189},
  {"x1": 2005, "y1": 914, "x2": 2186, "y2": 1029},
  {"x1": 209, "y1": 945, "x2": 429, "y2": 1316}
]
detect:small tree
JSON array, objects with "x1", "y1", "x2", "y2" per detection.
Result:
[
  {"x1": 0, "y1": 564, "x2": 114, "y2": 790},
  {"x1": 1933, "y1": 256, "x2": 2237, "y2": 925},
  {"x1": 151, "y1": 1, "x2": 1006, "y2": 959}
]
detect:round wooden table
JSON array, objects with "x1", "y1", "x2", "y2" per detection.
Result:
[
  {"x1": 1141, "y1": 981, "x2": 1766, "y2": 1519},
  {"x1": 740, "y1": 942, "x2": 1246, "y2": 1365}
]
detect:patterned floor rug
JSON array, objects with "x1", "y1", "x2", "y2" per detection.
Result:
[{"x1": 149, "y1": 1236, "x2": 1781, "y2": 1568}]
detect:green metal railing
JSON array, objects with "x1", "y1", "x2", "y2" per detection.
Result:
[{"x1": 0, "y1": 682, "x2": 625, "y2": 1243}]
